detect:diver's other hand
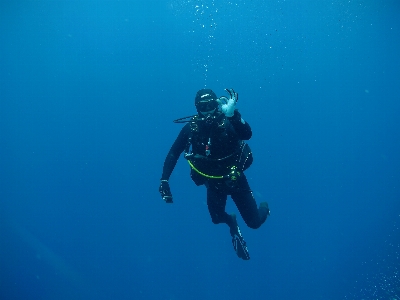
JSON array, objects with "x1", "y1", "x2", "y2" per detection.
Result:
[
  {"x1": 159, "y1": 180, "x2": 173, "y2": 203},
  {"x1": 217, "y1": 88, "x2": 238, "y2": 117}
]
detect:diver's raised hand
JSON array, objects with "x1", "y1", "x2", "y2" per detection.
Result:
[
  {"x1": 217, "y1": 88, "x2": 238, "y2": 117},
  {"x1": 159, "y1": 180, "x2": 173, "y2": 203},
  {"x1": 225, "y1": 88, "x2": 238, "y2": 103}
]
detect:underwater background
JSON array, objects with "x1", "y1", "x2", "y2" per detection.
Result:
[{"x1": 1, "y1": 1, "x2": 399, "y2": 299}]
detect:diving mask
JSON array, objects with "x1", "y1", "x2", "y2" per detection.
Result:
[{"x1": 197, "y1": 97, "x2": 218, "y2": 112}]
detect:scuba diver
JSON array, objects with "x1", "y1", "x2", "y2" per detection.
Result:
[{"x1": 159, "y1": 88, "x2": 270, "y2": 260}]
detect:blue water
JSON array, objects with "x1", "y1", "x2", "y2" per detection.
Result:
[{"x1": 1, "y1": 1, "x2": 399, "y2": 299}]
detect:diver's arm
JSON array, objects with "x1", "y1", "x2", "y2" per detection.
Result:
[
  {"x1": 161, "y1": 124, "x2": 190, "y2": 181},
  {"x1": 228, "y1": 109, "x2": 252, "y2": 140}
]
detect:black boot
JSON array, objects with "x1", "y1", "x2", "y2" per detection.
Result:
[
  {"x1": 229, "y1": 214, "x2": 250, "y2": 260},
  {"x1": 259, "y1": 202, "x2": 270, "y2": 220}
]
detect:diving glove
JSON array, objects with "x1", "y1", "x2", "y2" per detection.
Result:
[
  {"x1": 217, "y1": 88, "x2": 238, "y2": 117},
  {"x1": 230, "y1": 214, "x2": 250, "y2": 260},
  {"x1": 159, "y1": 180, "x2": 173, "y2": 203}
]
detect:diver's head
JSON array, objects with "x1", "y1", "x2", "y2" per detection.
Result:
[{"x1": 195, "y1": 89, "x2": 219, "y2": 119}]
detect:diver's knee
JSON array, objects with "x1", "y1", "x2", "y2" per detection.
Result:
[
  {"x1": 245, "y1": 220, "x2": 261, "y2": 229},
  {"x1": 211, "y1": 217, "x2": 220, "y2": 225},
  {"x1": 210, "y1": 214, "x2": 224, "y2": 225}
]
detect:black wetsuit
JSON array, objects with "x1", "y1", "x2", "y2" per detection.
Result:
[{"x1": 161, "y1": 110, "x2": 269, "y2": 230}]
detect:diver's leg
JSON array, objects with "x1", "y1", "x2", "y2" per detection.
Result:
[
  {"x1": 231, "y1": 175, "x2": 269, "y2": 229},
  {"x1": 206, "y1": 186, "x2": 234, "y2": 227},
  {"x1": 207, "y1": 184, "x2": 250, "y2": 260}
]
